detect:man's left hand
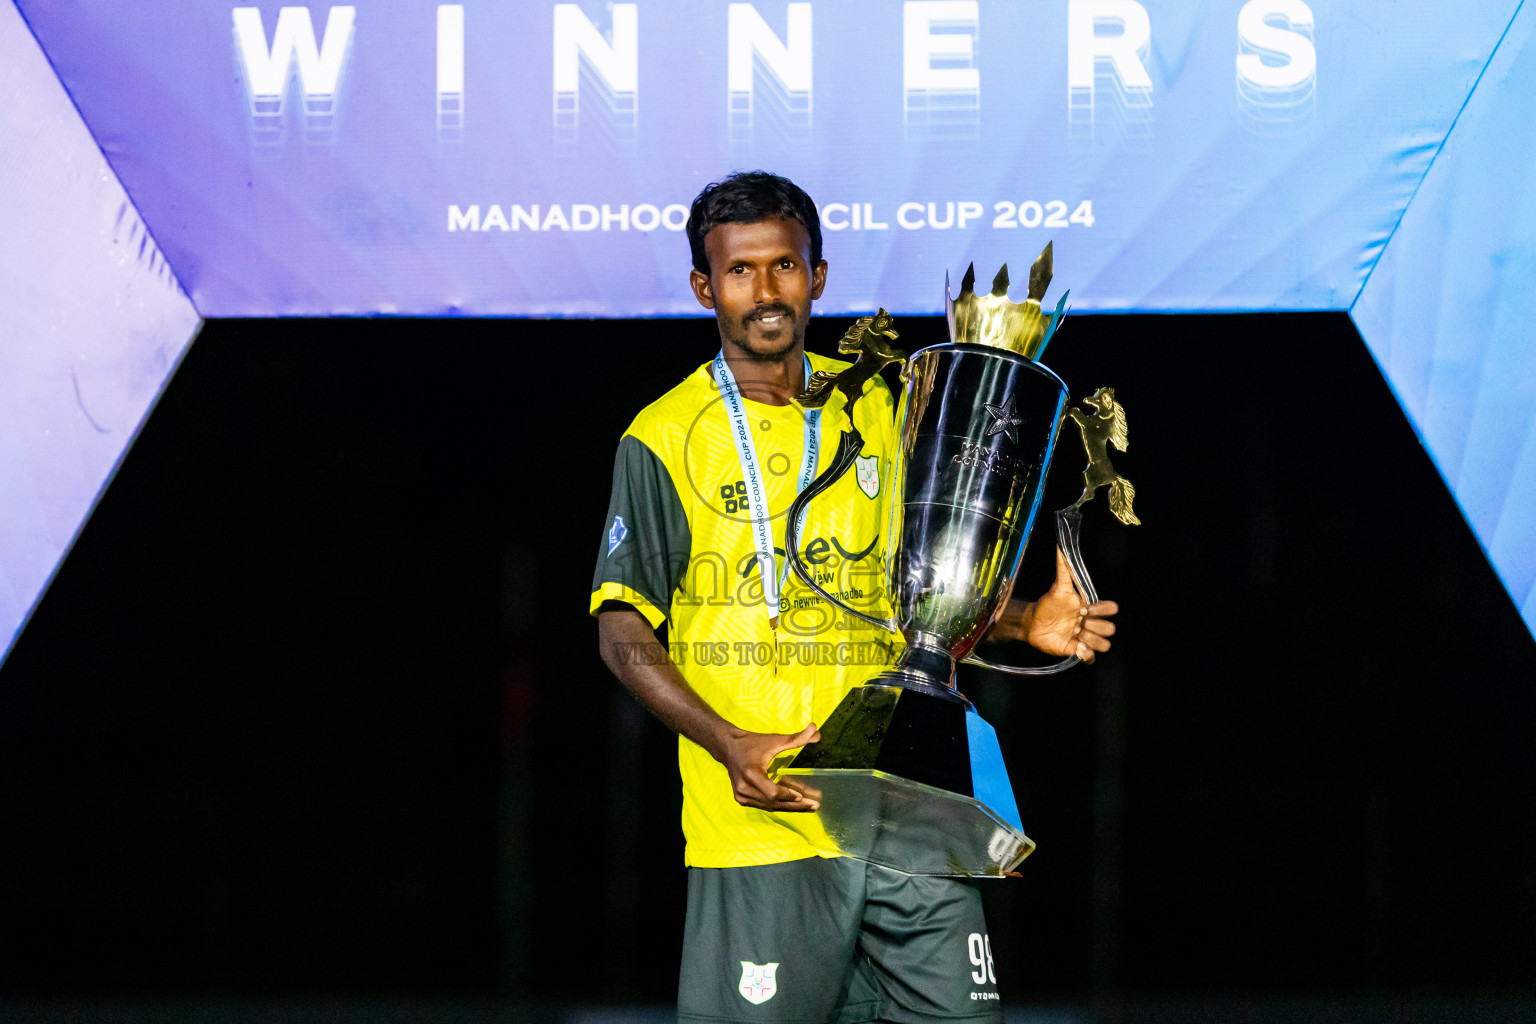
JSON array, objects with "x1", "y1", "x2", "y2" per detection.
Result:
[{"x1": 991, "y1": 548, "x2": 1119, "y2": 663}]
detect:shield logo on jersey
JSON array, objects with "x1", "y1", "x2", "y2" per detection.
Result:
[
  {"x1": 738, "y1": 961, "x2": 779, "y2": 1004},
  {"x1": 855, "y1": 454, "x2": 880, "y2": 499},
  {"x1": 608, "y1": 514, "x2": 628, "y2": 555}
]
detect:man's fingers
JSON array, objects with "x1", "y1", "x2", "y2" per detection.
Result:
[
  {"x1": 1079, "y1": 617, "x2": 1116, "y2": 638},
  {"x1": 743, "y1": 795, "x2": 820, "y2": 813},
  {"x1": 737, "y1": 766, "x2": 781, "y2": 804},
  {"x1": 1080, "y1": 631, "x2": 1111, "y2": 653},
  {"x1": 735, "y1": 780, "x2": 821, "y2": 813},
  {"x1": 770, "y1": 784, "x2": 821, "y2": 811},
  {"x1": 737, "y1": 763, "x2": 825, "y2": 810},
  {"x1": 780, "y1": 778, "x2": 823, "y2": 803},
  {"x1": 1074, "y1": 642, "x2": 1096, "y2": 664},
  {"x1": 1085, "y1": 600, "x2": 1118, "y2": 617}
]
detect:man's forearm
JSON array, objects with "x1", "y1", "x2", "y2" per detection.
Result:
[{"x1": 597, "y1": 604, "x2": 730, "y2": 760}]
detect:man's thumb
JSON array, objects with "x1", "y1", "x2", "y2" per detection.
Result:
[
  {"x1": 1052, "y1": 546, "x2": 1079, "y2": 594},
  {"x1": 787, "y1": 722, "x2": 820, "y2": 747}
]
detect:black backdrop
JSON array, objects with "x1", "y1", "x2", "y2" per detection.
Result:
[{"x1": 1, "y1": 312, "x2": 1533, "y2": 1006}]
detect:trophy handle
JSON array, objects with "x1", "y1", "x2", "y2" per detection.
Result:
[
  {"x1": 961, "y1": 507, "x2": 1094, "y2": 676},
  {"x1": 784, "y1": 427, "x2": 901, "y2": 635}
]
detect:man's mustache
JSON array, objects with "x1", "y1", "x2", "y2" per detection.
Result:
[{"x1": 743, "y1": 303, "x2": 796, "y2": 325}]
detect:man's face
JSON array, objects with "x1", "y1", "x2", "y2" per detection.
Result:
[{"x1": 689, "y1": 217, "x2": 827, "y2": 360}]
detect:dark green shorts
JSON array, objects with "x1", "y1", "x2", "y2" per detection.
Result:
[{"x1": 678, "y1": 856, "x2": 1002, "y2": 1024}]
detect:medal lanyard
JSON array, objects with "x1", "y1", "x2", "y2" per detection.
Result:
[{"x1": 713, "y1": 351, "x2": 821, "y2": 628}]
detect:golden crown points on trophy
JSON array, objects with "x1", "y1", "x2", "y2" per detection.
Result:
[{"x1": 947, "y1": 241, "x2": 1069, "y2": 361}]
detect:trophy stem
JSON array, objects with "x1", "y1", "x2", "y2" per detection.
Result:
[{"x1": 873, "y1": 637, "x2": 971, "y2": 706}]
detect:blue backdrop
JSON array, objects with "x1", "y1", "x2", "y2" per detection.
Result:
[
  {"x1": 0, "y1": 1, "x2": 199, "y2": 662},
  {"x1": 3, "y1": 0, "x2": 1535, "y2": 651},
  {"x1": 12, "y1": 0, "x2": 1515, "y2": 316},
  {"x1": 1352, "y1": 0, "x2": 1536, "y2": 632}
]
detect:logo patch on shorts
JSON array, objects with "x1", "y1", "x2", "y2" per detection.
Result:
[
  {"x1": 738, "y1": 961, "x2": 778, "y2": 1004},
  {"x1": 608, "y1": 514, "x2": 628, "y2": 555}
]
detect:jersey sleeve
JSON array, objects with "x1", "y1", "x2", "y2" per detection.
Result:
[{"x1": 589, "y1": 434, "x2": 692, "y2": 629}]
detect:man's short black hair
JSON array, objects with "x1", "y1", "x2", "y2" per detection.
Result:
[{"x1": 686, "y1": 170, "x2": 822, "y2": 275}]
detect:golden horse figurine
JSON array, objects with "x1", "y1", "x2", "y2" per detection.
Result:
[
  {"x1": 1068, "y1": 387, "x2": 1141, "y2": 526},
  {"x1": 798, "y1": 308, "x2": 906, "y2": 422}
]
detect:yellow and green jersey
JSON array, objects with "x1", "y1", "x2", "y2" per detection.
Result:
[{"x1": 590, "y1": 351, "x2": 901, "y2": 868}]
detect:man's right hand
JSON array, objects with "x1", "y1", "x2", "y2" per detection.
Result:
[
  {"x1": 713, "y1": 722, "x2": 821, "y2": 813},
  {"x1": 596, "y1": 605, "x2": 823, "y2": 814}
]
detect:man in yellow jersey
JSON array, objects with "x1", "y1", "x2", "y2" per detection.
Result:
[{"x1": 591, "y1": 172, "x2": 1117, "y2": 1024}]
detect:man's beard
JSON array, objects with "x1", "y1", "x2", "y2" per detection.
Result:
[{"x1": 720, "y1": 302, "x2": 803, "y2": 360}]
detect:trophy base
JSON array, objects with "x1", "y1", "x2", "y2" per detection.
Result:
[{"x1": 767, "y1": 684, "x2": 1035, "y2": 877}]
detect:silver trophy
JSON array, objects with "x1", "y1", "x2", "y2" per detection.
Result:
[{"x1": 771, "y1": 244, "x2": 1138, "y2": 877}]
